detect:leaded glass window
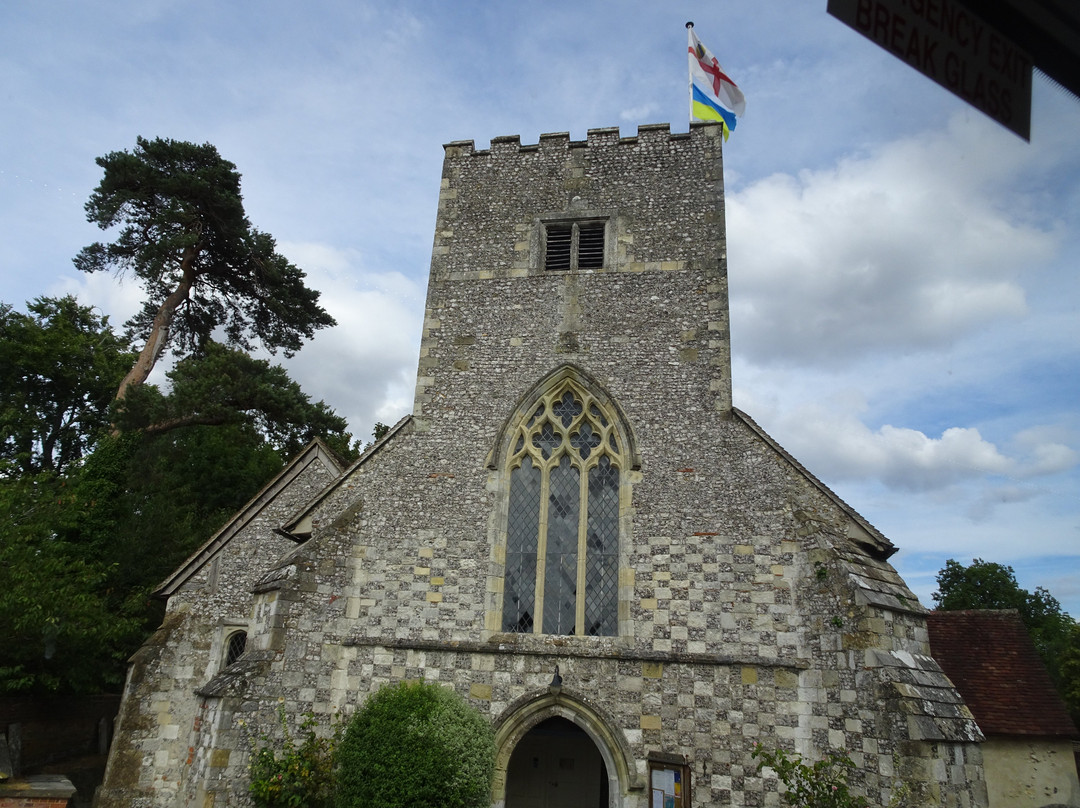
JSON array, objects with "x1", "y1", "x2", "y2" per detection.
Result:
[
  {"x1": 225, "y1": 630, "x2": 247, "y2": 666},
  {"x1": 502, "y1": 382, "x2": 621, "y2": 636}
]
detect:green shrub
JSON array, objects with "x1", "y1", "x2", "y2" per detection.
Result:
[
  {"x1": 335, "y1": 680, "x2": 495, "y2": 808},
  {"x1": 247, "y1": 703, "x2": 339, "y2": 808},
  {"x1": 752, "y1": 744, "x2": 869, "y2": 808}
]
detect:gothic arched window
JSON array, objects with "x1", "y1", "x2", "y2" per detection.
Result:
[
  {"x1": 501, "y1": 380, "x2": 622, "y2": 637},
  {"x1": 224, "y1": 630, "x2": 247, "y2": 666}
]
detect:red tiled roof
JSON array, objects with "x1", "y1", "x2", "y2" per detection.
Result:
[{"x1": 927, "y1": 610, "x2": 1079, "y2": 739}]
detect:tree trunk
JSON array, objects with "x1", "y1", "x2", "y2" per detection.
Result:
[
  {"x1": 112, "y1": 248, "x2": 200, "y2": 413},
  {"x1": 143, "y1": 412, "x2": 232, "y2": 435}
]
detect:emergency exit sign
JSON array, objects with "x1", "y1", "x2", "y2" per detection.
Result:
[{"x1": 828, "y1": 0, "x2": 1033, "y2": 139}]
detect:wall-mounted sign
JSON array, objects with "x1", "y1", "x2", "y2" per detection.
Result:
[
  {"x1": 649, "y1": 759, "x2": 690, "y2": 808},
  {"x1": 828, "y1": 0, "x2": 1033, "y2": 139}
]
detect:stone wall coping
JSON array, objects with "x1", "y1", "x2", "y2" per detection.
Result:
[
  {"x1": 0, "y1": 775, "x2": 76, "y2": 799},
  {"x1": 342, "y1": 635, "x2": 809, "y2": 671}
]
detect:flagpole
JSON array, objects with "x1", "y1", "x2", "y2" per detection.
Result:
[{"x1": 686, "y1": 22, "x2": 695, "y2": 126}]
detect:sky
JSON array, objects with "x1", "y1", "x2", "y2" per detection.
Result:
[{"x1": 1, "y1": 1, "x2": 1077, "y2": 616}]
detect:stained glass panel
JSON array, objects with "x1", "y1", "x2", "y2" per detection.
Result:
[
  {"x1": 589, "y1": 404, "x2": 609, "y2": 428},
  {"x1": 570, "y1": 423, "x2": 601, "y2": 459},
  {"x1": 531, "y1": 422, "x2": 561, "y2": 459},
  {"x1": 543, "y1": 456, "x2": 579, "y2": 635},
  {"x1": 584, "y1": 456, "x2": 619, "y2": 636},
  {"x1": 503, "y1": 457, "x2": 541, "y2": 632},
  {"x1": 552, "y1": 391, "x2": 582, "y2": 427},
  {"x1": 225, "y1": 631, "x2": 247, "y2": 666},
  {"x1": 503, "y1": 382, "x2": 624, "y2": 637},
  {"x1": 526, "y1": 404, "x2": 544, "y2": 429}
]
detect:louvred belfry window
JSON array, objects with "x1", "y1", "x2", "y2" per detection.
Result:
[
  {"x1": 544, "y1": 220, "x2": 606, "y2": 271},
  {"x1": 502, "y1": 380, "x2": 621, "y2": 636}
]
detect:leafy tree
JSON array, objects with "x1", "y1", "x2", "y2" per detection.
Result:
[
  {"x1": 363, "y1": 421, "x2": 390, "y2": 451},
  {"x1": 75, "y1": 136, "x2": 335, "y2": 404},
  {"x1": 0, "y1": 472, "x2": 145, "y2": 694},
  {"x1": 933, "y1": 558, "x2": 1074, "y2": 657},
  {"x1": 72, "y1": 348, "x2": 357, "y2": 626},
  {"x1": 116, "y1": 341, "x2": 355, "y2": 459},
  {"x1": 0, "y1": 296, "x2": 132, "y2": 476},
  {"x1": 0, "y1": 296, "x2": 354, "y2": 693},
  {"x1": 1060, "y1": 624, "x2": 1080, "y2": 724},
  {"x1": 335, "y1": 680, "x2": 495, "y2": 808},
  {"x1": 933, "y1": 558, "x2": 1079, "y2": 724},
  {"x1": 2, "y1": 134, "x2": 351, "y2": 694}
]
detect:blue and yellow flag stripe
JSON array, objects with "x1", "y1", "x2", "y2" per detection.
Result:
[{"x1": 691, "y1": 84, "x2": 737, "y2": 138}]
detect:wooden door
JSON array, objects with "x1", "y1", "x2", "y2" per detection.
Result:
[{"x1": 505, "y1": 717, "x2": 608, "y2": 808}]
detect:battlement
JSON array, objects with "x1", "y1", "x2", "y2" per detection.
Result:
[
  {"x1": 443, "y1": 121, "x2": 719, "y2": 157},
  {"x1": 430, "y1": 118, "x2": 727, "y2": 290}
]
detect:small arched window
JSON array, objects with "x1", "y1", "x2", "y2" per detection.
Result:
[
  {"x1": 501, "y1": 379, "x2": 623, "y2": 637},
  {"x1": 224, "y1": 630, "x2": 247, "y2": 666}
]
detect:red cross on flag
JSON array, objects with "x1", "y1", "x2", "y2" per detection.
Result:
[{"x1": 688, "y1": 24, "x2": 746, "y2": 140}]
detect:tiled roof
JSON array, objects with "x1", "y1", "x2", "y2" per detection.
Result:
[
  {"x1": 927, "y1": 610, "x2": 1079, "y2": 739},
  {"x1": 867, "y1": 648, "x2": 983, "y2": 743}
]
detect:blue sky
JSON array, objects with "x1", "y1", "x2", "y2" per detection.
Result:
[{"x1": 1, "y1": 1, "x2": 1077, "y2": 615}]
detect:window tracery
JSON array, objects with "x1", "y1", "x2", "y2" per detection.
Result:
[{"x1": 502, "y1": 381, "x2": 622, "y2": 636}]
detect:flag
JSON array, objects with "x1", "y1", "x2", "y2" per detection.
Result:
[{"x1": 687, "y1": 25, "x2": 746, "y2": 140}]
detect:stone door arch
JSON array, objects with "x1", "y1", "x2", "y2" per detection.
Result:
[{"x1": 492, "y1": 689, "x2": 641, "y2": 808}]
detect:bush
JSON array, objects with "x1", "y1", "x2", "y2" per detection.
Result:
[
  {"x1": 247, "y1": 703, "x2": 338, "y2": 808},
  {"x1": 752, "y1": 744, "x2": 869, "y2": 808},
  {"x1": 336, "y1": 680, "x2": 495, "y2": 808}
]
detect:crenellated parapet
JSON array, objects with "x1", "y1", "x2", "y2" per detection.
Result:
[{"x1": 443, "y1": 122, "x2": 717, "y2": 157}]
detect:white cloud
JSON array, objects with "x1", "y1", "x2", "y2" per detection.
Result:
[
  {"x1": 1010, "y1": 426, "x2": 1079, "y2": 477},
  {"x1": 761, "y1": 399, "x2": 1077, "y2": 494},
  {"x1": 727, "y1": 114, "x2": 1059, "y2": 366},
  {"x1": 50, "y1": 269, "x2": 145, "y2": 332},
  {"x1": 275, "y1": 241, "x2": 424, "y2": 438},
  {"x1": 966, "y1": 485, "x2": 1040, "y2": 522}
]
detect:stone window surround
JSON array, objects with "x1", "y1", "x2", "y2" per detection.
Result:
[
  {"x1": 485, "y1": 365, "x2": 640, "y2": 642},
  {"x1": 501, "y1": 379, "x2": 622, "y2": 636},
  {"x1": 205, "y1": 619, "x2": 249, "y2": 679},
  {"x1": 532, "y1": 209, "x2": 616, "y2": 275}
]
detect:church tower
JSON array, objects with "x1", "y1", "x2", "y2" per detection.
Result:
[
  {"x1": 415, "y1": 123, "x2": 731, "y2": 432},
  {"x1": 98, "y1": 123, "x2": 987, "y2": 808}
]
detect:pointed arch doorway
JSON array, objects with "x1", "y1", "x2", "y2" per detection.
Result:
[{"x1": 505, "y1": 716, "x2": 609, "y2": 808}]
